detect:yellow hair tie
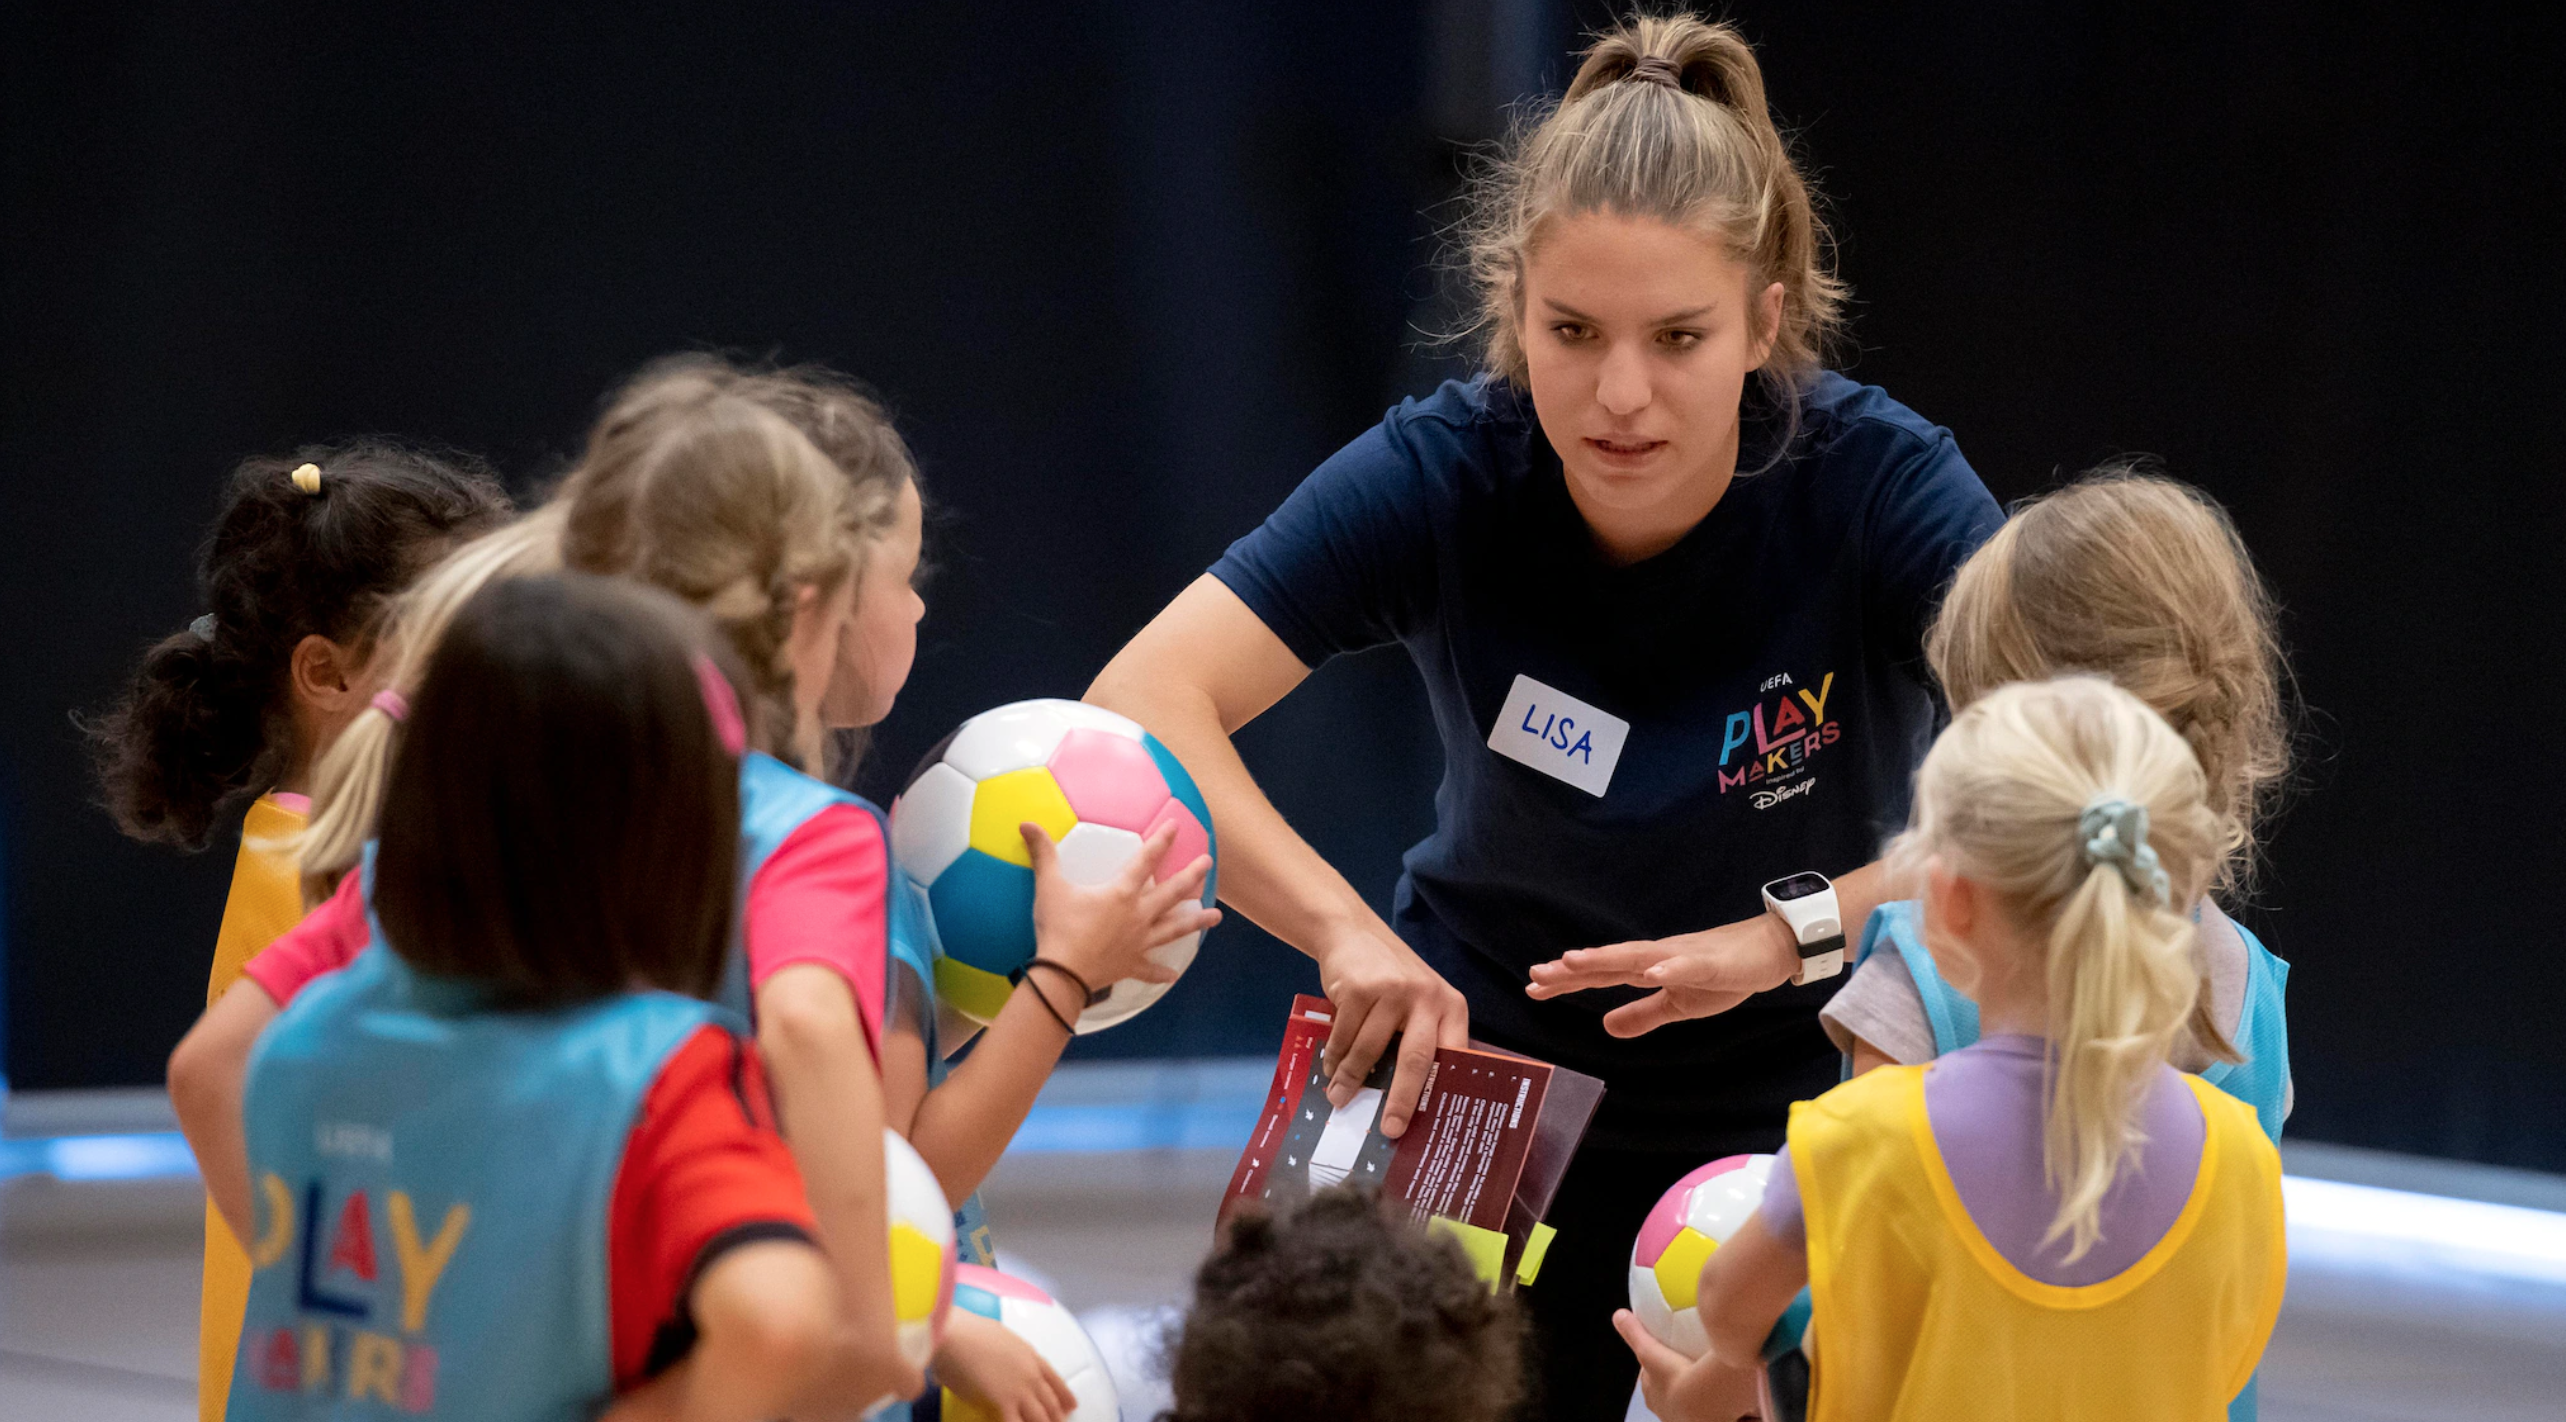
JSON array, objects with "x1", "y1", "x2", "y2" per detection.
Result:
[{"x1": 290, "y1": 462, "x2": 323, "y2": 495}]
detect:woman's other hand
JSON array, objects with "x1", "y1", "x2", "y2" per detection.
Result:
[
  {"x1": 1525, "y1": 914, "x2": 1798, "y2": 1036},
  {"x1": 1313, "y1": 922, "x2": 1470, "y2": 1139}
]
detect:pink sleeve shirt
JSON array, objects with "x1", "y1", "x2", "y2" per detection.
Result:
[{"x1": 239, "y1": 807, "x2": 891, "y2": 1051}]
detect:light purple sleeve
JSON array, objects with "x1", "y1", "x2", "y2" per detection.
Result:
[{"x1": 1758, "y1": 1145, "x2": 1806, "y2": 1249}]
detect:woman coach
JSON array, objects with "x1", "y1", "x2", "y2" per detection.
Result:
[{"x1": 1086, "y1": 15, "x2": 2000, "y2": 1414}]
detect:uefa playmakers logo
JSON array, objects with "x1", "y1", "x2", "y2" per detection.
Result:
[{"x1": 1719, "y1": 670, "x2": 1840, "y2": 805}]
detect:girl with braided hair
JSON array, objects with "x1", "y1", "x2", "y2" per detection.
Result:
[{"x1": 170, "y1": 358, "x2": 1206, "y2": 1419}]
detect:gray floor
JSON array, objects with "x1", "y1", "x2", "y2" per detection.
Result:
[{"x1": 5, "y1": 1087, "x2": 2562, "y2": 1421}]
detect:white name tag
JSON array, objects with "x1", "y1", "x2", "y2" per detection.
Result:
[{"x1": 1486, "y1": 674, "x2": 1629, "y2": 797}]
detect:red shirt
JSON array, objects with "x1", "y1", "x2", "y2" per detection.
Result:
[
  {"x1": 244, "y1": 804, "x2": 892, "y2": 1046},
  {"x1": 613, "y1": 1024, "x2": 815, "y2": 1386}
]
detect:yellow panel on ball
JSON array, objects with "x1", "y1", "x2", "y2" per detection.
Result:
[
  {"x1": 935, "y1": 957, "x2": 1017, "y2": 1025},
  {"x1": 1652, "y1": 1228, "x2": 1718, "y2": 1311},
  {"x1": 890, "y1": 1221, "x2": 948, "y2": 1323},
  {"x1": 966, "y1": 767, "x2": 1078, "y2": 867}
]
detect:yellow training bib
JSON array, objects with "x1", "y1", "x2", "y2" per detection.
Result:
[
  {"x1": 201, "y1": 794, "x2": 308, "y2": 1422},
  {"x1": 1794, "y1": 1065, "x2": 2285, "y2": 1422}
]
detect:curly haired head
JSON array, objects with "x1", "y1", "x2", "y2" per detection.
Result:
[{"x1": 1164, "y1": 1187, "x2": 1521, "y2": 1422}]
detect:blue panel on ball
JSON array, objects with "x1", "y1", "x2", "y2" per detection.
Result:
[
  {"x1": 928, "y1": 847, "x2": 1038, "y2": 977},
  {"x1": 1142, "y1": 732, "x2": 1219, "y2": 907},
  {"x1": 953, "y1": 1282, "x2": 1003, "y2": 1321}
]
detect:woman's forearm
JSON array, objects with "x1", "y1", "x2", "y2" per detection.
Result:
[
  {"x1": 1085, "y1": 576, "x2": 1390, "y2": 959},
  {"x1": 1090, "y1": 577, "x2": 1469, "y2": 1134}
]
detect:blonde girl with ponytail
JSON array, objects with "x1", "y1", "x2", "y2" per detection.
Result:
[
  {"x1": 1618, "y1": 677, "x2": 2287, "y2": 1422},
  {"x1": 1092, "y1": 12, "x2": 2000, "y2": 1406}
]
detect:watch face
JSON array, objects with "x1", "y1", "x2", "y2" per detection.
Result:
[{"x1": 1766, "y1": 871, "x2": 1831, "y2": 902}]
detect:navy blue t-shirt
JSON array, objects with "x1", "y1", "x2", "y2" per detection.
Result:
[{"x1": 1211, "y1": 373, "x2": 2001, "y2": 1152}]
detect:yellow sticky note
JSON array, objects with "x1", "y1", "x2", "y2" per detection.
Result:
[
  {"x1": 1517, "y1": 1222, "x2": 1557, "y2": 1286},
  {"x1": 1427, "y1": 1215, "x2": 1509, "y2": 1291}
]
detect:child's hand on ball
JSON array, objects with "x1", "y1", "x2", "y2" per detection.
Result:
[
  {"x1": 1613, "y1": 1308, "x2": 1764, "y2": 1422},
  {"x1": 1023, "y1": 820, "x2": 1220, "y2": 1000},
  {"x1": 936, "y1": 1310, "x2": 1077, "y2": 1422}
]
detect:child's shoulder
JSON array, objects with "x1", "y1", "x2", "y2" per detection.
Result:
[
  {"x1": 1798, "y1": 1061, "x2": 1925, "y2": 1129},
  {"x1": 739, "y1": 752, "x2": 886, "y2": 848}
]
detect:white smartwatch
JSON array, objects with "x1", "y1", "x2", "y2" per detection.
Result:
[{"x1": 1763, "y1": 871, "x2": 1845, "y2": 985}]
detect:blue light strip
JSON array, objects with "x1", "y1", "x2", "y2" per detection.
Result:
[
  {"x1": 2283, "y1": 1174, "x2": 2566, "y2": 1287},
  {"x1": 0, "y1": 1131, "x2": 201, "y2": 1183},
  {"x1": 10, "y1": 1116, "x2": 2564, "y2": 1291}
]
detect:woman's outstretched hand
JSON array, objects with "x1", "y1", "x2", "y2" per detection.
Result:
[
  {"x1": 1313, "y1": 923, "x2": 1469, "y2": 1140},
  {"x1": 1524, "y1": 913, "x2": 1799, "y2": 1037}
]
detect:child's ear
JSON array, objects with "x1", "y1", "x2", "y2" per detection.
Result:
[
  {"x1": 1921, "y1": 855, "x2": 1976, "y2": 940},
  {"x1": 288, "y1": 634, "x2": 364, "y2": 715}
]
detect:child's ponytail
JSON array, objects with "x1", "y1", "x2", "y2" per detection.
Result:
[
  {"x1": 2041, "y1": 796, "x2": 2209, "y2": 1260},
  {"x1": 90, "y1": 446, "x2": 510, "y2": 852},
  {"x1": 1893, "y1": 677, "x2": 2221, "y2": 1261},
  {"x1": 296, "y1": 509, "x2": 566, "y2": 901}
]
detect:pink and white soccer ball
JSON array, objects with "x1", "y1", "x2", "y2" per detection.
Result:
[
  {"x1": 1627, "y1": 1153, "x2": 1776, "y2": 1358},
  {"x1": 889, "y1": 698, "x2": 1216, "y2": 1033},
  {"x1": 938, "y1": 1264, "x2": 1120, "y2": 1422}
]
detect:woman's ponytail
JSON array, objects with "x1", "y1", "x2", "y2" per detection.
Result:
[{"x1": 1891, "y1": 677, "x2": 2222, "y2": 1260}]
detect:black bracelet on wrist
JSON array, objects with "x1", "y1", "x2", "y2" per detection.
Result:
[
  {"x1": 1016, "y1": 969, "x2": 1077, "y2": 1035},
  {"x1": 1024, "y1": 957, "x2": 1096, "y2": 1002}
]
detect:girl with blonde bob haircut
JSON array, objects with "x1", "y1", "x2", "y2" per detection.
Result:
[
  {"x1": 1093, "y1": 14, "x2": 2001, "y2": 1407},
  {"x1": 1621, "y1": 677, "x2": 2287, "y2": 1422}
]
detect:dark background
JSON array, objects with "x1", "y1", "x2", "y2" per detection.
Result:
[{"x1": 5, "y1": 3, "x2": 2560, "y2": 1170}]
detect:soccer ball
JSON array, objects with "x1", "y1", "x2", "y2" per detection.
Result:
[
  {"x1": 938, "y1": 1264, "x2": 1121, "y2": 1422},
  {"x1": 890, "y1": 699, "x2": 1216, "y2": 1033},
  {"x1": 884, "y1": 1129, "x2": 957, "y2": 1372},
  {"x1": 1628, "y1": 1154, "x2": 1776, "y2": 1358}
]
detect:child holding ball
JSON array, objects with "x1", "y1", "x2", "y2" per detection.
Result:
[
  {"x1": 170, "y1": 359, "x2": 1211, "y2": 1421},
  {"x1": 1619, "y1": 677, "x2": 2287, "y2": 1420}
]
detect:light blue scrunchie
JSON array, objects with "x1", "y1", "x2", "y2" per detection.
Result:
[{"x1": 2080, "y1": 796, "x2": 2170, "y2": 905}]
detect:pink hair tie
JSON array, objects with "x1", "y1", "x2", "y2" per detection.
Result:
[
  {"x1": 693, "y1": 655, "x2": 748, "y2": 757},
  {"x1": 370, "y1": 689, "x2": 409, "y2": 722}
]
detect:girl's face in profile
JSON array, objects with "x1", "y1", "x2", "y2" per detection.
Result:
[{"x1": 824, "y1": 480, "x2": 926, "y2": 730}]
